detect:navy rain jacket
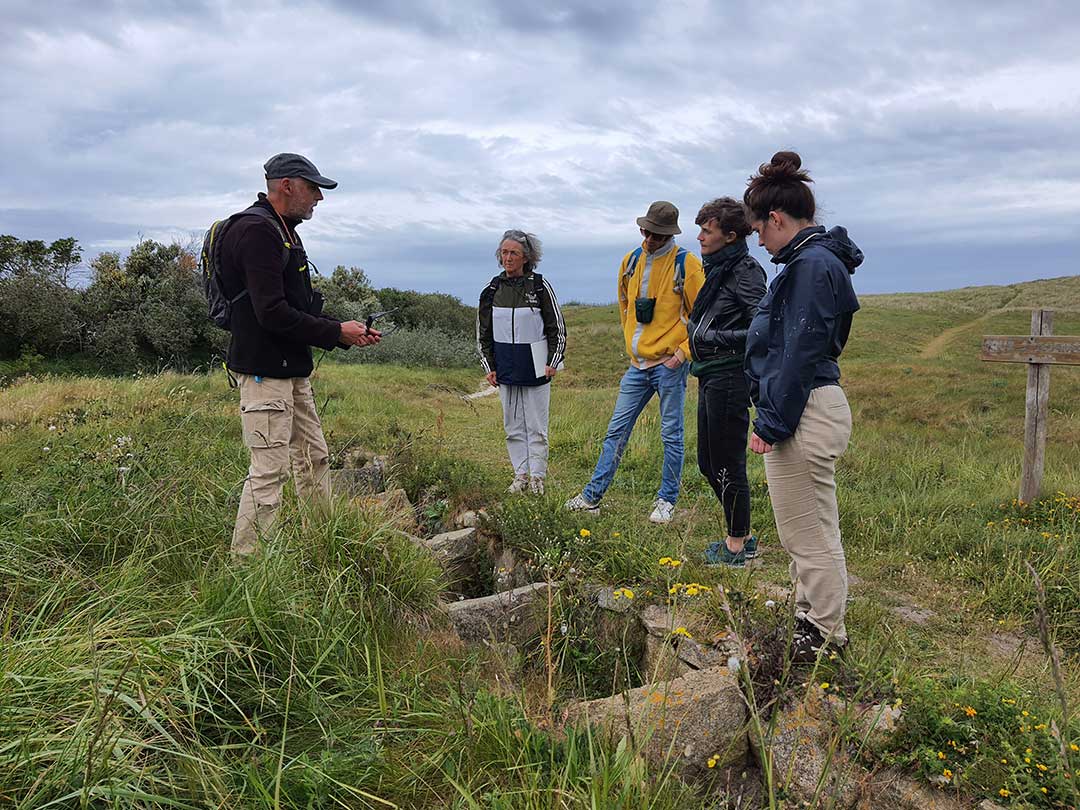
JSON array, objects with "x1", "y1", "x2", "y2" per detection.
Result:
[{"x1": 745, "y1": 225, "x2": 862, "y2": 445}]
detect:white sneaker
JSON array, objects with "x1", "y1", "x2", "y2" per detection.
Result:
[
  {"x1": 648, "y1": 498, "x2": 676, "y2": 524},
  {"x1": 507, "y1": 476, "x2": 530, "y2": 494},
  {"x1": 564, "y1": 493, "x2": 600, "y2": 514},
  {"x1": 529, "y1": 477, "x2": 545, "y2": 495}
]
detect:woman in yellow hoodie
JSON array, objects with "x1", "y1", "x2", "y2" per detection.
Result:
[{"x1": 565, "y1": 201, "x2": 704, "y2": 523}]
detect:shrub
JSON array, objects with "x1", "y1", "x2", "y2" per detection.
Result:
[
  {"x1": 79, "y1": 241, "x2": 223, "y2": 371},
  {"x1": 314, "y1": 265, "x2": 382, "y2": 323},
  {"x1": 0, "y1": 274, "x2": 80, "y2": 357},
  {"x1": 375, "y1": 287, "x2": 475, "y2": 337},
  {"x1": 337, "y1": 326, "x2": 478, "y2": 368}
]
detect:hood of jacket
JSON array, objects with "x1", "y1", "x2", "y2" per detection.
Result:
[{"x1": 773, "y1": 225, "x2": 863, "y2": 274}]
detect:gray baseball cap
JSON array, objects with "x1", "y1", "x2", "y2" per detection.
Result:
[{"x1": 263, "y1": 153, "x2": 338, "y2": 189}]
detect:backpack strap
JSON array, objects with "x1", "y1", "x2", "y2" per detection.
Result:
[
  {"x1": 673, "y1": 248, "x2": 687, "y2": 294},
  {"x1": 674, "y1": 248, "x2": 690, "y2": 323},
  {"x1": 622, "y1": 247, "x2": 643, "y2": 281},
  {"x1": 211, "y1": 206, "x2": 292, "y2": 299}
]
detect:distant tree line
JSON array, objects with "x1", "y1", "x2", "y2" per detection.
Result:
[{"x1": 0, "y1": 235, "x2": 476, "y2": 375}]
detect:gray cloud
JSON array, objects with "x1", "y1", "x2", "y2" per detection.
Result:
[{"x1": 1, "y1": 0, "x2": 1078, "y2": 305}]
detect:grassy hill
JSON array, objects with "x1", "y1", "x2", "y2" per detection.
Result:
[{"x1": 1, "y1": 275, "x2": 1079, "y2": 807}]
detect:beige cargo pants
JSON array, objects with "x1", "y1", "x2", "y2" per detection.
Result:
[
  {"x1": 763, "y1": 385, "x2": 852, "y2": 643},
  {"x1": 231, "y1": 373, "x2": 331, "y2": 557}
]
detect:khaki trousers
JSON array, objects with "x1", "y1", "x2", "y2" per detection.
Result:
[
  {"x1": 763, "y1": 385, "x2": 852, "y2": 642},
  {"x1": 231, "y1": 373, "x2": 331, "y2": 557}
]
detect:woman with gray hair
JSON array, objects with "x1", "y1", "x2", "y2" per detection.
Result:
[{"x1": 476, "y1": 230, "x2": 567, "y2": 495}]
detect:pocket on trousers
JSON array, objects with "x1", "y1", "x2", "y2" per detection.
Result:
[{"x1": 240, "y1": 399, "x2": 289, "y2": 448}]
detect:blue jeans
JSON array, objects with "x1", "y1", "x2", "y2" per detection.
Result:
[{"x1": 582, "y1": 363, "x2": 689, "y2": 505}]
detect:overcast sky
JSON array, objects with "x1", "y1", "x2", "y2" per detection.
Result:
[{"x1": 3, "y1": 0, "x2": 1079, "y2": 302}]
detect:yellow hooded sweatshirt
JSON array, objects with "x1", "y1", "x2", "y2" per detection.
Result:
[{"x1": 617, "y1": 240, "x2": 705, "y2": 367}]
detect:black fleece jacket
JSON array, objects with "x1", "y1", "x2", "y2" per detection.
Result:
[
  {"x1": 745, "y1": 225, "x2": 862, "y2": 445},
  {"x1": 218, "y1": 194, "x2": 342, "y2": 378}
]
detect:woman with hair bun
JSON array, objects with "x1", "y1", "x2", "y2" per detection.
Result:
[
  {"x1": 687, "y1": 198, "x2": 767, "y2": 567},
  {"x1": 743, "y1": 151, "x2": 862, "y2": 663}
]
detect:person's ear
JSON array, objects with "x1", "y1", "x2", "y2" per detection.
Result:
[{"x1": 724, "y1": 231, "x2": 738, "y2": 245}]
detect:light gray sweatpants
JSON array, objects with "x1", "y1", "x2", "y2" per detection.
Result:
[{"x1": 499, "y1": 383, "x2": 551, "y2": 479}]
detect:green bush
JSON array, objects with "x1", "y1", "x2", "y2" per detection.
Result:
[
  {"x1": 0, "y1": 274, "x2": 81, "y2": 357},
  {"x1": 79, "y1": 241, "x2": 223, "y2": 371},
  {"x1": 375, "y1": 287, "x2": 475, "y2": 337},
  {"x1": 314, "y1": 265, "x2": 382, "y2": 323},
  {"x1": 338, "y1": 326, "x2": 478, "y2": 368}
]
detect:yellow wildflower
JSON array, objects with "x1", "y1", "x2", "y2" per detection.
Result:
[
  {"x1": 672, "y1": 626, "x2": 692, "y2": 639},
  {"x1": 579, "y1": 528, "x2": 591, "y2": 538},
  {"x1": 1022, "y1": 710, "x2": 1030, "y2": 717},
  {"x1": 937, "y1": 751, "x2": 946, "y2": 760},
  {"x1": 963, "y1": 705, "x2": 977, "y2": 718},
  {"x1": 611, "y1": 531, "x2": 621, "y2": 538},
  {"x1": 820, "y1": 682, "x2": 830, "y2": 690},
  {"x1": 707, "y1": 755, "x2": 718, "y2": 769},
  {"x1": 1041, "y1": 787, "x2": 1048, "y2": 794},
  {"x1": 999, "y1": 788, "x2": 1010, "y2": 797},
  {"x1": 1071, "y1": 743, "x2": 1079, "y2": 752},
  {"x1": 1037, "y1": 763, "x2": 1048, "y2": 772},
  {"x1": 614, "y1": 587, "x2": 635, "y2": 600},
  {"x1": 942, "y1": 768, "x2": 953, "y2": 779}
]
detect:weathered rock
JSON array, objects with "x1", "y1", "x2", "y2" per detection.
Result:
[
  {"x1": 447, "y1": 581, "x2": 554, "y2": 645},
  {"x1": 753, "y1": 694, "x2": 965, "y2": 810},
  {"x1": 977, "y1": 801, "x2": 1008, "y2": 810},
  {"x1": 423, "y1": 527, "x2": 480, "y2": 588},
  {"x1": 752, "y1": 694, "x2": 861, "y2": 809},
  {"x1": 595, "y1": 586, "x2": 635, "y2": 614},
  {"x1": 638, "y1": 604, "x2": 734, "y2": 677},
  {"x1": 330, "y1": 457, "x2": 387, "y2": 498},
  {"x1": 567, "y1": 665, "x2": 748, "y2": 782},
  {"x1": 642, "y1": 634, "x2": 691, "y2": 681},
  {"x1": 492, "y1": 545, "x2": 533, "y2": 592},
  {"x1": 863, "y1": 768, "x2": 970, "y2": 810},
  {"x1": 453, "y1": 509, "x2": 485, "y2": 528},
  {"x1": 641, "y1": 604, "x2": 689, "y2": 638}
]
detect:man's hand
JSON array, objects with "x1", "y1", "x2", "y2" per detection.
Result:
[
  {"x1": 749, "y1": 432, "x2": 774, "y2": 455},
  {"x1": 340, "y1": 320, "x2": 381, "y2": 347},
  {"x1": 485, "y1": 371, "x2": 498, "y2": 387},
  {"x1": 662, "y1": 350, "x2": 684, "y2": 369},
  {"x1": 545, "y1": 365, "x2": 557, "y2": 378}
]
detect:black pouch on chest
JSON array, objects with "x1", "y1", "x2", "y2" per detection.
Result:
[{"x1": 634, "y1": 296, "x2": 656, "y2": 324}]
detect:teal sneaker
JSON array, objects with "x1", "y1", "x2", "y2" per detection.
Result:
[
  {"x1": 704, "y1": 540, "x2": 746, "y2": 568},
  {"x1": 744, "y1": 535, "x2": 759, "y2": 559}
]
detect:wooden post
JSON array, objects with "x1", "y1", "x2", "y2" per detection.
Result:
[{"x1": 1020, "y1": 309, "x2": 1053, "y2": 504}]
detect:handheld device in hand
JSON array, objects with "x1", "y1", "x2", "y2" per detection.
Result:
[{"x1": 364, "y1": 307, "x2": 400, "y2": 336}]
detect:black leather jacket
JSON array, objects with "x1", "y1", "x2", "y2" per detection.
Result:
[{"x1": 687, "y1": 239, "x2": 766, "y2": 362}]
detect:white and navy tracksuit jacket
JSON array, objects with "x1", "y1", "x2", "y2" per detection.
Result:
[{"x1": 476, "y1": 271, "x2": 566, "y2": 386}]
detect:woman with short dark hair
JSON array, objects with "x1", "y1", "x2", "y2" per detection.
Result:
[
  {"x1": 687, "y1": 198, "x2": 766, "y2": 567},
  {"x1": 743, "y1": 151, "x2": 862, "y2": 663}
]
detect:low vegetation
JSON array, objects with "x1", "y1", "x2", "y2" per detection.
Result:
[{"x1": 1, "y1": 272, "x2": 1079, "y2": 807}]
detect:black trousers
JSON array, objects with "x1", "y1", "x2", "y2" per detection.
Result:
[{"x1": 696, "y1": 367, "x2": 752, "y2": 537}]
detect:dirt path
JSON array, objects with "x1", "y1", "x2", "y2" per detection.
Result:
[{"x1": 918, "y1": 287, "x2": 1023, "y2": 359}]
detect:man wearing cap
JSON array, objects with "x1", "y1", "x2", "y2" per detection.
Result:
[
  {"x1": 565, "y1": 201, "x2": 705, "y2": 523},
  {"x1": 218, "y1": 152, "x2": 379, "y2": 558}
]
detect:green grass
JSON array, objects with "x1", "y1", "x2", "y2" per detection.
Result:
[{"x1": 2, "y1": 275, "x2": 1080, "y2": 807}]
